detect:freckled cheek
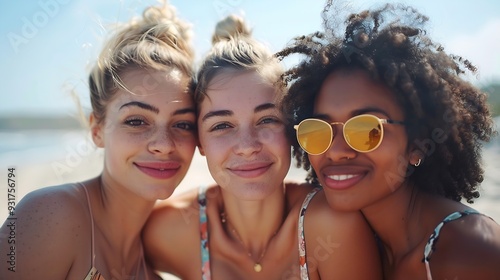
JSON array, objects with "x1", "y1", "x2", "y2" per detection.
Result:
[
  {"x1": 125, "y1": 132, "x2": 153, "y2": 145},
  {"x1": 200, "y1": 138, "x2": 228, "y2": 157},
  {"x1": 171, "y1": 133, "x2": 198, "y2": 153},
  {"x1": 258, "y1": 127, "x2": 290, "y2": 146},
  {"x1": 104, "y1": 128, "x2": 153, "y2": 151},
  {"x1": 258, "y1": 127, "x2": 277, "y2": 142},
  {"x1": 200, "y1": 141, "x2": 227, "y2": 176}
]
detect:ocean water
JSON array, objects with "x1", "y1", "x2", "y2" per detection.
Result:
[{"x1": 0, "y1": 129, "x2": 94, "y2": 166}]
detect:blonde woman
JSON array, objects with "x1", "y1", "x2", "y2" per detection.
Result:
[{"x1": 0, "y1": 2, "x2": 196, "y2": 279}]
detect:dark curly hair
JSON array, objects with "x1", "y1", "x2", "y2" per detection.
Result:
[{"x1": 277, "y1": 2, "x2": 495, "y2": 203}]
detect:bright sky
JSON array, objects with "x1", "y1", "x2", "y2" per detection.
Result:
[{"x1": 1, "y1": 0, "x2": 499, "y2": 116}]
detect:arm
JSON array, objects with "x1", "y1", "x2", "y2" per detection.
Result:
[
  {"x1": 143, "y1": 189, "x2": 202, "y2": 279},
  {"x1": 0, "y1": 185, "x2": 85, "y2": 280},
  {"x1": 304, "y1": 190, "x2": 383, "y2": 280}
]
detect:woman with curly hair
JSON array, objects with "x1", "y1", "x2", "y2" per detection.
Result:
[{"x1": 278, "y1": 2, "x2": 500, "y2": 279}]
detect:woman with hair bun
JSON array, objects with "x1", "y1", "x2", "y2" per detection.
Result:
[
  {"x1": 144, "y1": 14, "x2": 381, "y2": 280},
  {"x1": 0, "y1": 2, "x2": 196, "y2": 279}
]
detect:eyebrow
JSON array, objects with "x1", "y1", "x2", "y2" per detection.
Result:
[
  {"x1": 255, "y1": 103, "x2": 276, "y2": 112},
  {"x1": 313, "y1": 107, "x2": 391, "y2": 120},
  {"x1": 201, "y1": 110, "x2": 232, "y2": 122},
  {"x1": 174, "y1": 108, "x2": 196, "y2": 116},
  {"x1": 119, "y1": 101, "x2": 196, "y2": 116},
  {"x1": 201, "y1": 103, "x2": 276, "y2": 122},
  {"x1": 120, "y1": 101, "x2": 159, "y2": 114}
]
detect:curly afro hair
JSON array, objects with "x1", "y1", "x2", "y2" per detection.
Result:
[{"x1": 277, "y1": 2, "x2": 495, "y2": 203}]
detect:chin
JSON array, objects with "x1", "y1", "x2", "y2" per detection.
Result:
[
  {"x1": 232, "y1": 185, "x2": 277, "y2": 201},
  {"x1": 323, "y1": 193, "x2": 362, "y2": 212},
  {"x1": 146, "y1": 185, "x2": 177, "y2": 201}
]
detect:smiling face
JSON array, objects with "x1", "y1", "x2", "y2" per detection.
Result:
[
  {"x1": 308, "y1": 69, "x2": 411, "y2": 211},
  {"x1": 198, "y1": 70, "x2": 291, "y2": 200},
  {"x1": 91, "y1": 68, "x2": 197, "y2": 200}
]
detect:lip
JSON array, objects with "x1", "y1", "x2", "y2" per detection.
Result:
[
  {"x1": 134, "y1": 161, "x2": 181, "y2": 179},
  {"x1": 320, "y1": 166, "x2": 366, "y2": 190},
  {"x1": 228, "y1": 162, "x2": 273, "y2": 178}
]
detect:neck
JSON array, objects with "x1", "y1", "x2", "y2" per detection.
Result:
[
  {"x1": 361, "y1": 184, "x2": 427, "y2": 262},
  {"x1": 219, "y1": 183, "x2": 286, "y2": 258},
  {"x1": 88, "y1": 174, "x2": 155, "y2": 254}
]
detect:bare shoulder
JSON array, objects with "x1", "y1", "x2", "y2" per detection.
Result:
[
  {"x1": 146, "y1": 187, "x2": 201, "y2": 235},
  {"x1": 4, "y1": 183, "x2": 88, "y2": 235},
  {"x1": 17, "y1": 183, "x2": 85, "y2": 210},
  {"x1": 429, "y1": 213, "x2": 500, "y2": 279},
  {"x1": 0, "y1": 183, "x2": 89, "y2": 279},
  {"x1": 143, "y1": 187, "x2": 202, "y2": 276},
  {"x1": 303, "y1": 189, "x2": 376, "y2": 247},
  {"x1": 284, "y1": 181, "x2": 316, "y2": 207},
  {"x1": 303, "y1": 190, "x2": 383, "y2": 280}
]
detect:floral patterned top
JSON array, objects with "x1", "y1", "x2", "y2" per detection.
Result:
[
  {"x1": 422, "y1": 210, "x2": 481, "y2": 280},
  {"x1": 298, "y1": 188, "x2": 321, "y2": 280},
  {"x1": 198, "y1": 186, "x2": 211, "y2": 280}
]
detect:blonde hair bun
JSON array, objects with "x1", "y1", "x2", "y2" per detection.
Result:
[
  {"x1": 140, "y1": 2, "x2": 193, "y2": 51},
  {"x1": 211, "y1": 14, "x2": 252, "y2": 44}
]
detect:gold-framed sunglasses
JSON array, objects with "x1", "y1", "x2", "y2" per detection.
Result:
[{"x1": 294, "y1": 114, "x2": 405, "y2": 155}]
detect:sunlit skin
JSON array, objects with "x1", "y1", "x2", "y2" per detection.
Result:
[
  {"x1": 308, "y1": 69, "x2": 409, "y2": 212},
  {"x1": 178, "y1": 70, "x2": 299, "y2": 278},
  {"x1": 197, "y1": 70, "x2": 291, "y2": 201},
  {"x1": 308, "y1": 69, "x2": 500, "y2": 279},
  {"x1": 93, "y1": 68, "x2": 197, "y2": 201},
  {"x1": 0, "y1": 68, "x2": 196, "y2": 280}
]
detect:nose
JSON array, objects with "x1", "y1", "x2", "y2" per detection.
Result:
[
  {"x1": 324, "y1": 126, "x2": 356, "y2": 161},
  {"x1": 148, "y1": 127, "x2": 175, "y2": 155},
  {"x1": 232, "y1": 126, "x2": 262, "y2": 156}
]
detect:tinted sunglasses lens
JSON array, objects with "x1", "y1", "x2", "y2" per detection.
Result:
[
  {"x1": 344, "y1": 115, "x2": 382, "y2": 152},
  {"x1": 297, "y1": 119, "x2": 332, "y2": 155}
]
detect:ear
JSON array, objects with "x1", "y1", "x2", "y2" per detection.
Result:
[
  {"x1": 89, "y1": 113, "x2": 105, "y2": 148},
  {"x1": 408, "y1": 147, "x2": 424, "y2": 166}
]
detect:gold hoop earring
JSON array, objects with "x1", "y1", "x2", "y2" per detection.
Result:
[{"x1": 414, "y1": 158, "x2": 421, "y2": 167}]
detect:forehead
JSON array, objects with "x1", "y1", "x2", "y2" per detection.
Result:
[
  {"x1": 201, "y1": 70, "x2": 278, "y2": 108},
  {"x1": 115, "y1": 68, "x2": 189, "y2": 98},
  {"x1": 315, "y1": 70, "x2": 403, "y2": 118},
  {"x1": 119, "y1": 67, "x2": 187, "y2": 92},
  {"x1": 107, "y1": 68, "x2": 193, "y2": 109}
]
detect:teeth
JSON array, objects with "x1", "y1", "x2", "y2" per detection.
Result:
[
  {"x1": 160, "y1": 168, "x2": 165, "y2": 171},
  {"x1": 328, "y1": 174, "x2": 356, "y2": 181}
]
